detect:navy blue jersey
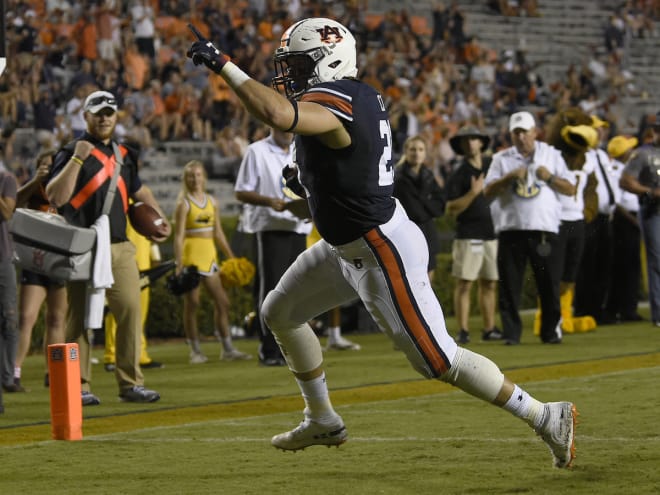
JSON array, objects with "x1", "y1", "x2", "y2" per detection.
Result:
[{"x1": 295, "y1": 79, "x2": 396, "y2": 245}]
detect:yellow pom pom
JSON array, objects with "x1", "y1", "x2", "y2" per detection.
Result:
[{"x1": 220, "y1": 257, "x2": 256, "y2": 288}]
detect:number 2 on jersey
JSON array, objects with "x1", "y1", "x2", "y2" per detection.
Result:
[{"x1": 378, "y1": 119, "x2": 394, "y2": 186}]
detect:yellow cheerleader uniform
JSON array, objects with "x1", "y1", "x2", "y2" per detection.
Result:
[{"x1": 183, "y1": 193, "x2": 218, "y2": 276}]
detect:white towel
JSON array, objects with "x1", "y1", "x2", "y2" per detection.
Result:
[{"x1": 85, "y1": 214, "x2": 113, "y2": 329}]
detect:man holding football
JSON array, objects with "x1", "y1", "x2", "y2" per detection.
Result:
[
  {"x1": 47, "y1": 90, "x2": 171, "y2": 405},
  {"x1": 187, "y1": 18, "x2": 577, "y2": 468}
]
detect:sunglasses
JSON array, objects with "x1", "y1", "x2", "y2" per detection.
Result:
[{"x1": 87, "y1": 95, "x2": 117, "y2": 107}]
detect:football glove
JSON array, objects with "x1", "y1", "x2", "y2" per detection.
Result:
[
  {"x1": 282, "y1": 164, "x2": 307, "y2": 199},
  {"x1": 186, "y1": 23, "x2": 229, "y2": 74}
]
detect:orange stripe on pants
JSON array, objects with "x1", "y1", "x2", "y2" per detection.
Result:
[{"x1": 364, "y1": 228, "x2": 449, "y2": 376}]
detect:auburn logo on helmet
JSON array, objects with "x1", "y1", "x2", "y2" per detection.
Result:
[
  {"x1": 317, "y1": 25, "x2": 343, "y2": 44},
  {"x1": 280, "y1": 32, "x2": 291, "y2": 48}
]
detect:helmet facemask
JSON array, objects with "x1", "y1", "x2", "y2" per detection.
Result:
[{"x1": 272, "y1": 51, "x2": 324, "y2": 99}]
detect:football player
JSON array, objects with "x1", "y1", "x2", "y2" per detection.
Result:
[{"x1": 187, "y1": 18, "x2": 577, "y2": 468}]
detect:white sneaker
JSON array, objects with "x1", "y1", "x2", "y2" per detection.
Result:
[
  {"x1": 535, "y1": 402, "x2": 577, "y2": 468},
  {"x1": 221, "y1": 349, "x2": 253, "y2": 361},
  {"x1": 325, "y1": 336, "x2": 361, "y2": 351},
  {"x1": 189, "y1": 351, "x2": 208, "y2": 364},
  {"x1": 272, "y1": 415, "x2": 348, "y2": 451}
]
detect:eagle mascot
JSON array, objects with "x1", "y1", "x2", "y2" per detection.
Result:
[{"x1": 534, "y1": 107, "x2": 599, "y2": 335}]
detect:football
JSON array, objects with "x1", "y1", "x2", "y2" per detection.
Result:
[{"x1": 128, "y1": 202, "x2": 167, "y2": 239}]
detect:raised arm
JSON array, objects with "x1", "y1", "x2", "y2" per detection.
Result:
[
  {"x1": 186, "y1": 24, "x2": 349, "y2": 148},
  {"x1": 16, "y1": 160, "x2": 50, "y2": 207},
  {"x1": 46, "y1": 140, "x2": 95, "y2": 207}
]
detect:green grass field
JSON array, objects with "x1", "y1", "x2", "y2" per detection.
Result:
[{"x1": 1, "y1": 313, "x2": 659, "y2": 495}]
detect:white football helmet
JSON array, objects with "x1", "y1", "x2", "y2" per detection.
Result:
[{"x1": 272, "y1": 17, "x2": 358, "y2": 99}]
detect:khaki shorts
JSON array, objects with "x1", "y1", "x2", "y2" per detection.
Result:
[{"x1": 451, "y1": 239, "x2": 499, "y2": 281}]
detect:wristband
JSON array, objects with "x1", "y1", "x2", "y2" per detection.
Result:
[
  {"x1": 546, "y1": 174, "x2": 555, "y2": 186},
  {"x1": 284, "y1": 99, "x2": 299, "y2": 133},
  {"x1": 221, "y1": 61, "x2": 251, "y2": 88},
  {"x1": 70, "y1": 155, "x2": 84, "y2": 166}
]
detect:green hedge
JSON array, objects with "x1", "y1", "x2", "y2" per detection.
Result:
[
  {"x1": 144, "y1": 276, "x2": 254, "y2": 339},
  {"x1": 145, "y1": 215, "x2": 544, "y2": 338},
  {"x1": 27, "y1": 215, "x2": 546, "y2": 349}
]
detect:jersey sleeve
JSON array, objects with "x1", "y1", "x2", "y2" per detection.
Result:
[{"x1": 301, "y1": 84, "x2": 354, "y2": 122}]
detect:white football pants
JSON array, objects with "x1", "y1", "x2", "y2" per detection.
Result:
[{"x1": 262, "y1": 201, "x2": 458, "y2": 379}]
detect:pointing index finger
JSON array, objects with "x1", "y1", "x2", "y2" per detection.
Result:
[{"x1": 188, "y1": 23, "x2": 205, "y2": 41}]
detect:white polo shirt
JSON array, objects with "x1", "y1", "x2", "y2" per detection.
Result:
[
  {"x1": 234, "y1": 134, "x2": 311, "y2": 235},
  {"x1": 610, "y1": 157, "x2": 639, "y2": 212},
  {"x1": 585, "y1": 148, "x2": 621, "y2": 215},
  {"x1": 485, "y1": 141, "x2": 572, "y2": 234}
]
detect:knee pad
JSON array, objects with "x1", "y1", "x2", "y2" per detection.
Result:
[
  {"x1": 262, "y1": 289, "x2": 291, "y2": 331},
  {"x1": 271, "y1": 323, "x2": 323, "y2": 374},
  {"x1": 262, "y1": 289, "x2": 323, "y2": 374},
  {"x1": 440, "y1": 347, "x2": 505, "y2": 403}
]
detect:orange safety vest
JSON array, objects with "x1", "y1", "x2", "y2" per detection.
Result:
[{"x1": 68, "y1": 146, "x2": 129, "y2": 212}]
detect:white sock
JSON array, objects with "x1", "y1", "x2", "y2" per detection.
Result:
[
  {"x1": 221, "y1": 336, "x2": 234, "y2": 352},
  {"x1": 296, "y1": 372, "x2": 337, "y2": 423},
  {"x1": 502, "y1": 384, "x2": 546, "y2": 429},
  {"x1": 328, "y1": 326, "x2": 340, "y2": 340},
  {"x1": 14, "y1": 367, "x2": 21, "y2": 379},
  {"x1": 187, "y1": 339, "x2": 202, "y2": 354}
]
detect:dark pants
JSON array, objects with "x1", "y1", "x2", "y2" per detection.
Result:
[
  {"x1": 606, "y1": 210, "x2": 641, "y2": 319},
  {"x1": 556, "y1": 220, "x2": 585, "y2": 283},
  {"x1": 497, "y1": 230, "x2": 562, "y2": 343},
  {"x1": 0, "y1": 258, "x2": 18, "y2": 402},
  {"x1": 575, "y1": 214, "x2": 613, "y2": 320},
  {"x1": 255, "y1": 231, "x2": 307, "y2": 361}
]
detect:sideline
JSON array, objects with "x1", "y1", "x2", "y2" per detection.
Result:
[{"x1": 2, "y1": 352, "x2": 658, "y2": 447}]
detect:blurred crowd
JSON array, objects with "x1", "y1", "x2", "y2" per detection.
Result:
[{"x1": 0, "y1": 0, "x2": 658, "y2": 185}]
